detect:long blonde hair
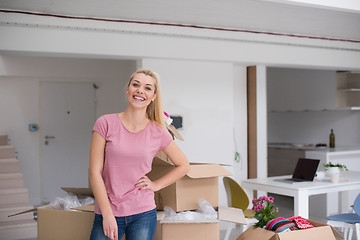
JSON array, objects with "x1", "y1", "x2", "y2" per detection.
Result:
[{"x1": 128, "y1": 69, "x2": 166, "y2": 128}]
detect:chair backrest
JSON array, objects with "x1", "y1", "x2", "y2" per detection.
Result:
[
  {"x1": 354, "y1": 192, "x2": 360, "y2": 216},
  {"x1": 223, "y1": 176, "x2": 250, "y2": 211}
]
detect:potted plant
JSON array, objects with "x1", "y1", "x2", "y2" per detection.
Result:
[
  {"x1": 323, "y1": 162, "x2": 348, "y2": 171},
  {"x1": 323, "y1": 162, "x2": 348, "y2": 183},
  {"x1": 252, "y1": 196, "x2": 278, "y2": 228}
]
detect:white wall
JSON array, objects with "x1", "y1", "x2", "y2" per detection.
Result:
[
  {"x1": 268, "y1": 110, "x2": 360, "y2": 145},
  {"x1": 141, "y1": 58, "x2": 234, "y2": 165},
  {"x1": 0, "y1": 55, "x2": 136, "y2": 204},
  {"x1": 267, "y1": 67, "x2": 360, "y2": 146},
  {"x1": 256, "y1": 66, "x2": 268, "y2": 180},
  {"x1": 0, "y1": 55, "x2": 136, "y2": 116},
  {"x1": 232, "y1": 65, "x2": 248, "y2": 182},
  {"x1": 0, "y1": 77, "x2": 41, "y2": 202}
]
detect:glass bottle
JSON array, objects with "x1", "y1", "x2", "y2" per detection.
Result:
[{"x1": 329, "y1": 129, "x2": 335, "y2": 148}]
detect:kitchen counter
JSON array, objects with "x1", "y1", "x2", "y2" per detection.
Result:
[
  {"x1": 306, "y1": 145, "x2": 360, "y2": 155},
  {"x1": 268, "y1": 143, "x2": 324, "y2": 150},
  {"x1": 268, "y1": 143, "x2": 360, "y2": 153},
  {"x1": 304, "y1": 145, "x2": 360, "y2": 169}
]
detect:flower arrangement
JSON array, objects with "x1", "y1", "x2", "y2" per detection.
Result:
[{"x1": 252, "y1": 196, "x2": 278, "y2": 228}]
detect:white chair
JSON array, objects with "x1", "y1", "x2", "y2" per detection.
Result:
[{"x1": 327, "y1": 193, "x2": 360, "y2": 240}]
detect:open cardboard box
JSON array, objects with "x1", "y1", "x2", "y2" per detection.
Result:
[
  {"x1": 9, "y1": 188, "x2": 101, "y2": 240},
  {"x1": 235, "y1": 219, "x2": 343, "y2": 240},
  {"x1": 154, "y1": 206, "x2": 247, "y2": 240},
  {"x1": 37, "y1": 204, "x2": 95, "y2": 240},
  {"x1": 149, "y1": 151, "x2": 231, "y2": 212}
]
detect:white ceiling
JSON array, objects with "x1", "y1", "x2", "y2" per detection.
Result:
[{"x1": 0, "y1": 0, "x2": 359, "y2": 42}]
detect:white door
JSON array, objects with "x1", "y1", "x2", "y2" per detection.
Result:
[{"x1": 41, "y1": 82, "x2": 95, "y2": 202}]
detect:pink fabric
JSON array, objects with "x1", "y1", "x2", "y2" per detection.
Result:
[
  {"x1": 266, "y1": 217, "x2": 286, "y2": 230},
  {"x1": 92, "y1": 114, "x2": 172, "y2": 217},
  {"x1": 288, "y1": 216, "x2": 314, "y2": 229}
]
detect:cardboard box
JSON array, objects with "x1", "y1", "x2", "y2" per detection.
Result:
[
  {"x1": 37, "y1": 203, "x2": 129, "y2": 240},
  {"x1": 9, "y1": 188, "x2": 98, "y2": 240},
  {"x1": 154, "y1": 206, "x2": 247, "y2": 240},
  {"x1": 149, "y1": 152, "x2": 231, "y2": 212},
  {"x1": 37, "y1": 205, "x2": 95, "y2": 240},
  {"x1": 235, "y1": 219, "x2": 343, "y2": 240}
]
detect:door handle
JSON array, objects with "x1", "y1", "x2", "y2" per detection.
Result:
[{"x1": 45, "y1": 136, "x2": 55, "y2": 145}]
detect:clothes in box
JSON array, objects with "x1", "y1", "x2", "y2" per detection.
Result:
[{"x1": 235, "y1": 219, "x2": 343, "y2": 240}]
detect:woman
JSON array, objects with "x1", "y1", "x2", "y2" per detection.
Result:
[{"x1": 89, "y1": 69, "x2": 190, "y2": 240}]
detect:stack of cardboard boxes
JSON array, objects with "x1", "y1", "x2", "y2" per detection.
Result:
[{"x1": 149, "y1": 151, "x2": 246, "y2": 240}]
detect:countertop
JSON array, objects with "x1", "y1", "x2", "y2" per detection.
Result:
[{"x1": 268, "y1": 143, "x2": 360, "y2": 154}]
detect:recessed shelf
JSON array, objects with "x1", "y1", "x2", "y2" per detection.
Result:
[{"x1": 336, "y1": 72, "x2": 360, "y2": 110}]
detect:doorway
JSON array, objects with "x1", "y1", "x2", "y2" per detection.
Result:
[{"x1": 40, "y1": 82, "x2": 95, "y2": 202}]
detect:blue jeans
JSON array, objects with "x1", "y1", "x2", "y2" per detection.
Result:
[{"x1": 90, "y1": 208, "x2": 157, "y2": 240}]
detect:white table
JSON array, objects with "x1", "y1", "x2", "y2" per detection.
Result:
[
  {"x1": 305, "y1": 148, "x2": 360, "y2": 216},
  {"x1": 241, "y1": 171, "x2": 360, "y2": 219}
]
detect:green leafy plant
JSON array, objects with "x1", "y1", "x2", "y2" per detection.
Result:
[
  {"x1": 323, "y1": 162, "x2": 348, "y2": 171},
  {"x1": 252, "y1": 196, "x2": 278, "y2": 228}
]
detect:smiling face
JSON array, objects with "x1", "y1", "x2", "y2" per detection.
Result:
[{"x1": 126, "y1": 73, "x2": 157, "y2": 109}]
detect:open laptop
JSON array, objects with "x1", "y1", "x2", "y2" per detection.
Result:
[{"x1": 274, "y1": 158, "x2": 320, "y2": 184}]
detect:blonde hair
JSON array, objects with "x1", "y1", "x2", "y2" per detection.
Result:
[{"x1": 128, "y1": 69, "x2": 166, "y2": 128}]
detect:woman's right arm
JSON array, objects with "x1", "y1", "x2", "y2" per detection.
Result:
[{"x1": 89, "y1": 131, "x2": 118, "y2": 240}]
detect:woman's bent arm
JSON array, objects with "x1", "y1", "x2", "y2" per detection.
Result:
[{"x1": 137, "y1": 141, "x2": 190, "y2": 192}]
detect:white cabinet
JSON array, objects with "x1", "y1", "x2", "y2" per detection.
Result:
[
  {"x1": 267, "y1": 68, "x2": 336, "y2": 112},
  {"x1": 267, "y1": 68, "x2": 360, "y2": 112},
  {"x1": 336, "y1": 72, "x2": 360, "y2": 110}
]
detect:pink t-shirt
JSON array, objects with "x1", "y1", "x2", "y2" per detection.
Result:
[{"x1": 92, "y1": 113, "x2": 172, "y2": 217}]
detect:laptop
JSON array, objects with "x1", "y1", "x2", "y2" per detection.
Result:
[{"x1": 274, "y1": 158, "x2": 320, "y2": 184}]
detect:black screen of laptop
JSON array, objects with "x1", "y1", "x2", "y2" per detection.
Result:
[{"x1": 292, "y1": 158, "x2": 320, "y2": 181}]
